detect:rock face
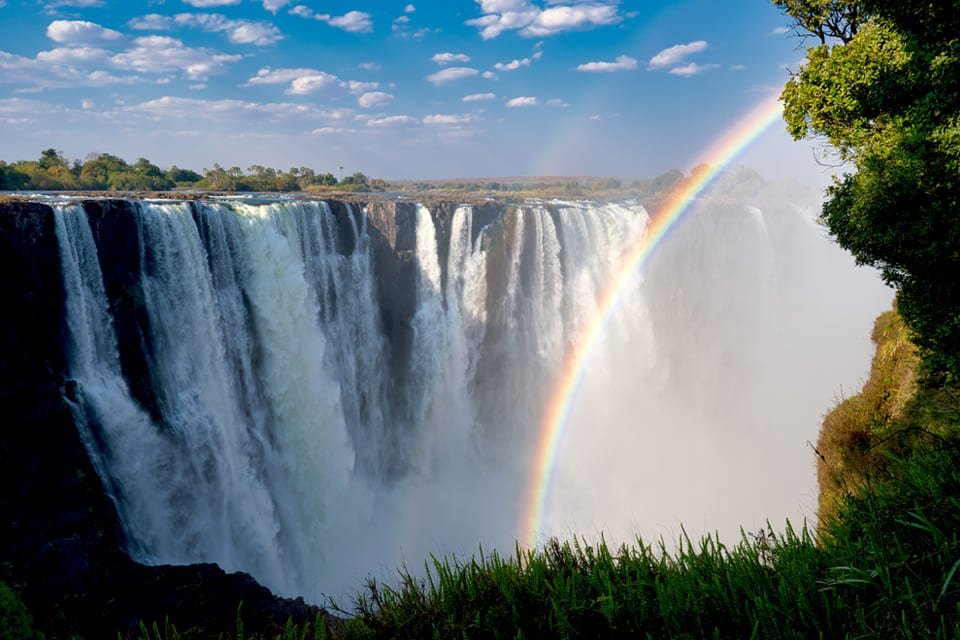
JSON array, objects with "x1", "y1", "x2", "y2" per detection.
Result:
[
  {"x1": 0, "y1": 200, "x2": 323, "y2": 638},
  {"x1": 0, "y1": 197, "x2": 519, "y2": 636}
]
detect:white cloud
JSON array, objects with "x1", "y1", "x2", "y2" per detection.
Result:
[
  {"x1": 245, "y1": 67, "x2": 321, "y2": 85},
  {"x1": 426, "y1": 66, "x2": 478, "y2": 85},
  {"x1": 506, "y1": 96, "x2": 536, "y2": 107},
  {"x1": 546, "y1": 98, "x2": 569, "y2": 107},
  {"x1": 0, "y1": 1, "x2": 7, "y2": 7},
  {"x1": 649, "y1": 40, "x2": 708, "y2": 69},
  {"x1": 467, "y1": 1, "x2": 622, "y2": 39},
  {"x1": 288, "y1": 73, "x2": 340, "y2": 94},
  {"x1": 181, "y1": 0, "x2": 241, "y2": 6},
  {"x1": 129, "y1": 14, "x2": 175, "y2": 30},
  {"x1": 393, "y1": 15, "x2": 410, "y2": 25},
  {"x1": 43, "y1": 0, "x2": 103, "y2": 13},
  {"x1": 423, "y1": 113, "x2": 475, "y2": 125},
  {"x1": 320, "y1": 11, "x2": 373, "y2": 33},
  {"x1": 668, "y1": 62, "x2": 718, "y2": 76},
  {"x1": 244, "y1": 67, "x2": 377, "y2": 96},
  {"x1": 358, "y1": 62, "x2": 381, "y2": 71},
  {"x1": 312, "y1": 126, "x2": 355, "y2": 135},
  {"x1": 405, "y1": 4, "x2": 415, "y2": 12},
  {"x1": 730, "y1": 64, "x2": 746, "y2": 71},
  {"x1": 482, "y1": 70, "x2": 497, "y2": 79},
  {"x1": 576, "y1": 54, "x2": 637, "y2": 73},
  {"x1": 263, "y1": 0, "x2": 291, "y2": 13},
  {"x1": 81, "y1": 98, "x2": 94, "y2": 109},
  {"x1": 367, "y1": 114, "x2": 416, "y2": 126},
  {"x1": 345, "y1": 79, "x2": 378, "y2": 93},
  {"x1": 523, "y1": 4, "x2": 621, "y2": 37},
  {"x1": 463, "y1": 92, "x2": 495, "y2": 102},
  {"x1": 173, "y1": 13, "x2": 284, "y2": 46},
  {"x1": 0, "y1": 50, "x2": 133, "y2": 88},
  {"x1": 358, "y1": 91, "x2": 393, "y2": 107},
  {"x1": 771, "y1": 26, "x2": 789, "y2": 35},
  {"x1": 493, "y1": 55, "x2": 535, "y2": 71},
  {"x1": 125, "y1": 95, "x2": 352, "y2": 121},
  {"x1": 433, "y1": 52, "x2": 471, "y2": 65},
  {"x1": 291, "y1": 7, "x2": 373, "y2": 33},
  {"x1": 47, "y1": 20, "x2": 123, "y2": 44},
  {"x1": 36, "y1": 46, "x2": 109, "y2": 65},
  {"x1": 111, "y1": 36, "x2": 241, "y2": 80}
]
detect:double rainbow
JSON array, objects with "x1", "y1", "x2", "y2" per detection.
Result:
[{"x1": 521, "y1": 93, "x2": 786, "y2": 548}]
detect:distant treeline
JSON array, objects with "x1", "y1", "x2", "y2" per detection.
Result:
[
  {"x1": 0, "y1": 149, "x2": 691, "y2": 196},
  {"x1": 0, "y1": 149, "x2": 382, "y2": 192},
  {"x1": 395, "y1": 170, "x2": 685, "y2": 197}
]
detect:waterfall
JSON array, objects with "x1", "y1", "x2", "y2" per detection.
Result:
[{"x1": 52, "y1": 194, "x2": 891, "y2": 600}]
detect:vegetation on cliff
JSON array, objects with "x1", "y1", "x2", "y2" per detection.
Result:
[{"x1": 777, "y1": 0, "x2": 960, "y2": 376}]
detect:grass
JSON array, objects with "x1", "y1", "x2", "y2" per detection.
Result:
[{"x1": 91, "y1": 308, "x2": 959, "y2": 638}]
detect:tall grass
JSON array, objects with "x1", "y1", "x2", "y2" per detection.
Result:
[{"x1": 341, "y1": 439, "x2": 960, "y2": 639}]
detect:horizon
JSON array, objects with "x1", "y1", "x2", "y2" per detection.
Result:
[{"x1": 1, "y1": 1, "x2": 832, "y2": 186}]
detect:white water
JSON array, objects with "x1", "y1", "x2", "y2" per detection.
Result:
[{"x1": 53, "y1": 181, "x2": 891, "y2": 601}]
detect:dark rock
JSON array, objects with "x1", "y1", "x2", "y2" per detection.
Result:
[{"x1": 0, "y1": 200, "x2": 322, "y2": 639}]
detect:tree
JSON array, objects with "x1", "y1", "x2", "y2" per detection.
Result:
[{"x1": 777, "y1": 0, "x2": 960, "y2": 375}]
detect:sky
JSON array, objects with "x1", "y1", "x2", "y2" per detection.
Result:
[{"x1": 0, "y1": 0, "x2": 825, "y2": 181}]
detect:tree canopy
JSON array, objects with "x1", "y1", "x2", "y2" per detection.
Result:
[
  {"x1": 0, "y1": 151, "x2": 378, "y2": 193},
  {"x1": 777, "y1": 0, "x2": 960, "y2": 376}
]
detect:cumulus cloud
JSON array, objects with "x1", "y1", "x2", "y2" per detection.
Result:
[
  {"x1": 405, "y1": 4, "x2": 415, "y2": 12},
  {"x1": 668, "y1": 62, "x2": 718, "y2": 76},
  {"x1": 288, "y1": 73, "x2": 340, "y2": 94},
  {"x1": 358, "y1": 91, "x2": 393, "y2": 107},
  {"x1": 506, "y1": 96, "x2": 536, "y2": 107},
  {"x1": 290, "y1": 7, "x2": 373, "y2": 33},
  {"x1": 426, "y1": 66, "x2": 478, "y2": 85},
  {"x1": 263, "y1": 0, "x2": 291, "y2": 13},
  {"x1": 576, "y1": 54, "x2": 637, "y2": 72},
  {"x1": 129, "y1": 14, "x2": 175, "y2": 30},
  {"x1": 466, "y1": 1, "x2": 622, "y2": 39},
  {"x1": 173, "y1": 13, "x2": 283, "y2": 46},
  {"x1": 423, "y1": 113, "x2": 475, "y2": 125},
  {"x1": 482, "y1": 70, "x2": 497, "y2": 79},
  {"x1": 36, "y1": 46, "x2": 109, "y2": 65},
  {"x1": 111, "y1": 35, "x2": 242, "y2": 80},
  {"x1": 181, "y1": 0, "x2": 241, "y2": 6},
  {"x1": 0, "y1": 49, "x2": 133, "y2": 88},
  {"x1": 770, "y1": 26, "x2": 789, "y2": 35},
  {"x1": 493, "y1": 52, "x2": 539, "y2": 71},
  {"x1": 43, "y1": 0, "x2": 103, "y2": 13},
  {"x1": 125, "y1": 96, "x2": 352, "y2": 121},
  {"x1": 463, "y1": 92, "x2": 495, "y2": 102},
  {"x1": 358, "y1": 62, "x2": 381, "y2": 71},
  {"x1": 433, "y1": 52, "x2": 471, "y2": 65},
  {"x1": 47, "y1": 20, "x2": 123, "y2": 44},
  {"x1": 367, "y1": 114, "x2": 416, "y2": 126},
  {"x1": 244, "y1": 66, "x2": 377, "y2": 96},
  {"x1": 648, "y1": 40, "x2": 707, "y2": 69}
]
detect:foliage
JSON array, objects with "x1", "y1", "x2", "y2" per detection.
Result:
[
  {"x1": 0, "y1": 151, "x2": 387, "y2": 193},
  {"x1": 0, "y1": 581, "x2": 42, "y2": 640},
  {"x1": 778, "y1": 0, "x2": 960, "y2": 375}
]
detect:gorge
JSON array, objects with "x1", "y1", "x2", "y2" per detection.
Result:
[{"x1": 0, "y1": 178, "x2": 891, "y2": 634}]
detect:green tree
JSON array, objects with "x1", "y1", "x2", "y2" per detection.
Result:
[{"x1": 777, "y1": 0, "x2": 960, "y2": 375}]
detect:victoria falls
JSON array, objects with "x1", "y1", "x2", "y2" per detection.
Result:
[{"x1": 3, "y1": 0, "x2": 960, "y2": 637}]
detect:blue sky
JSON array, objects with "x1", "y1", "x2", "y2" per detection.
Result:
[{"x1": 0, "y1": 0, "x2": 819, "y2": 180}]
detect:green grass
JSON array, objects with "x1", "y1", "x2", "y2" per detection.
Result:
[
  {"x1": 115, "y1": 308, "x2": 960, "y2": 640},
  {"x1": 339, "y1": 438, "x2": 960, "y2": 639}
]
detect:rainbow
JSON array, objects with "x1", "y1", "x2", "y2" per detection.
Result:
[{"x1": 520, "y1": 92, "x2": 785, "y2": 549}]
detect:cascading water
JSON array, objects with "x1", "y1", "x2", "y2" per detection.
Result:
[{"x1": 53, "y1": 180, "x2": 891, "y2": 601}]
